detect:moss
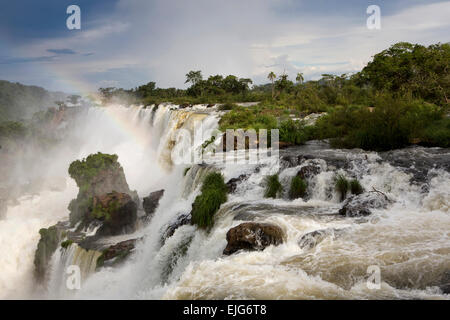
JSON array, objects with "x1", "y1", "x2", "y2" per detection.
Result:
[
  {"x1": 350, "y1": 179, "x2": 364, "y2": 195},
  {"x1": 68, "y1": 152, "x2": 120, "y2": 191},
  {"x1": 91, "y1": 198, "x2": 119, "y2": 221},
  {"x1": 264, "y1": 174, "x2": 282, "y2": 198},
  {"x1": 191, "y1": 172, "x2": 228, "y2": 229},
  {"x1": 34, "y1": 226, "x2": 61, "y2": 281},
  {"x1": 335, "y1": 174, "x2": 349, "y2": 202},
  {"x1": 61, "y1": 239, "x2": 73, "y2": 249},
  {"x1": 289, "y1": 176, "x2": 308, "y2": 199}
]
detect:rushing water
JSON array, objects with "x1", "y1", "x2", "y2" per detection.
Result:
[{"x1": 0, "y1": 104, "x2": 449, "y2": 299}]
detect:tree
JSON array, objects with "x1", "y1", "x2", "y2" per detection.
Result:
[
  {"x1": 296, "y1": 72, "x2": 304, "y2": 84},
  {"x1": 185, "y1": 70, "x2": 203, "y2": 86},
  {"x1": 267, "y1": 72, "x2": 276, "y2": 99}
]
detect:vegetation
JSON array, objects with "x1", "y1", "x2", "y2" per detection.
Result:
[
  {"x1": 264, "y1": 174, "x2": 283, "y2": 198},
  {"x1": 68, "y1": 153, "x2": 120, "y2": 192},
  {"x1": 349, "y1": 179, "x2": 364, "y2": 195},
  {"x1": 335, "y1": 174, "x2": 349, "y2": 202},
  {"x1": 289, "y1": 176, "x2": 308, "y2": 199},
  {"x1": 34, "y1": 226, "x2": 61, "y2": 280},
  {"x1": 191, "y1": 172, "x2": 228, "y2": 229},
  {"x1": 61, "y1": 239, "x2": 73, "y2": 249}
]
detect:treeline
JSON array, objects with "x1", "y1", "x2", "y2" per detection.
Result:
[{"x1": 0, "y1": 80, "x2": 67, "y2": 122}]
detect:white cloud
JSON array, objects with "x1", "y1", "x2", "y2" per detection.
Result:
[{"x1": 7, "y1": 0, "x2": 450, "y2": 91}]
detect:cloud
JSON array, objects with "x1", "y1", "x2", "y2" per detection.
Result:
[
  {"x1": 1, "y1": 0, "x2": 449, "y2": 91},
  {"x1": 46, "y1": 49, "x2": 77, "y2": 55},
  {"x1": 0, "y1": 55, "x2": 57, "y2": 64}
]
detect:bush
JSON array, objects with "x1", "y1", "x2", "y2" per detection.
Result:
[
  {"x1": 191, "y1": 172, "x2": 228, "y2": 229},
  {"x1": 264, "y1": 174, "x2": 283, "y2": 198},
  {"x1": 349, "y1": 179, "x2": 364, "y2": 195},
  {"x1": 289, "y1": 176, "x2": 307, "y2": 199},
  {"x1": 279, "y1": 119, "x2": 309, "y2": 145},
  {"x1": 419, "y1": 118, "x2": 450, "y2": 148},
  {"x1": 335, "y1": 174, "x2": 349, "y2": 202}
]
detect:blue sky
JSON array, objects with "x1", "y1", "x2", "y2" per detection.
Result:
[{"x1": 0, "y1": 0, "x2": 449, "y2": 93}]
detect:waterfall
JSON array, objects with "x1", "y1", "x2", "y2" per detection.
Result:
[{"x1": 1, "y1": 104, "x2": 449, "y2": 300}]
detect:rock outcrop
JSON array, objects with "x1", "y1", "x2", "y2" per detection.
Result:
[
  {"x1": 96, "y1": 238, "x2": 138, "y2": 268},
  {"x1": 226, "y1": 175, "x2": 248, "y2": 193},
  {"x1": 339, "y1": 191, "x2": 392, "y2": 217},
  {"x1": 142, "y1": 189, "x2": 164, "y2": 220},
  {"x1": 34, "y1": 223, "x2": 65, "y2": 282},
  {"x1": 93, "y1": 192, "x2": 137, "y2": 236},
  {"x1": 67, "y1": 152, "x2": 138, "y2": 227},
  {"x1": 162, "y1": 213, "x2": 192, "y2": 243},
  {"x1": 223, "y1": 222, "x2": 284, "y2": 255}
]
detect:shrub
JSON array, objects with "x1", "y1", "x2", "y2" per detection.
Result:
[
  {"x1": 279, "y1": 119, "x2": 309, "y2": 145},
  {"x1": 191, "y1": 172, "x2": 228, "y2": 229},
  {"x1": 289, "y1": 176, "x2": 307, "y2": 199},
  {"x1": 419, "y1": 118, "x2": 450, "y2": 148},
  {"x1": 335, "y1": 174, "x2": 349, "y2": 202},
  {"x1": 264, "y1": 174, "x2": 283, "y2": 198},
  {"x1": 61, "y1": 239, "x2": 73, "y2": 249},
  {"x1": 349, "y1": 179, "x2": 364, "y2": 195}
]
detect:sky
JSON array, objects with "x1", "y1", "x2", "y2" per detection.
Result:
[{"x1": 0, "y1": 0, "x2": 449, "y2": 93}]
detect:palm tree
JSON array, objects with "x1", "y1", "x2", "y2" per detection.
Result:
[
  {"x1": 296, "y1": 72, "x2": 304, "y2": 85},
  {"x1": 267, "y1": 72, "x2": 276, "y2": 99}
]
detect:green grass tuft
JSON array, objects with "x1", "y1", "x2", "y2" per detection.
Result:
[
  {"x1": 191, "y1": 172, "x2": 228, "y2": 229},
  {"x1": 289, "y1": 176, "x2": 308, "y2": 199},
  {"x1": 264, "y1": 174, "x2": 283, "y2": 198},
  {"x1": 349, "y1": 179, "x2": 364, "y2": 195},
  {"x1": 335, "y1": 174, "x2": 349, "y2": 202}
]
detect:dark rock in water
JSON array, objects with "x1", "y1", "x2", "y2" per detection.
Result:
[
  {"x1": 96, "y1": 238, "x2": 138, "y2": 268},
  {"x1": 339, "y1": 191, "x2": 391, "y2": 217},
  {"x1": 142, "y1": 189, "x2": 164, "y2": 220},
  {"x1": 223, "y1": 222, "x2": 284, "y2": 255},
  {"x1": 296, "y1": 163, "x2": 322, "y2": 180},
  {"x1": 440, "y1": 271, "x2": 450, "y2": 294},
  {"x1": 206, "y1": 104, "x2": 215, "y2": 108},
  {"x1": 226, "y1": 175, "x2": 248, "y2": 193},
  {"x1": 34, "y1": 223, "x2": 65, "y2": 282},
  {"x1": 298, "y1": 228, "x2": 347, "y2": 249},
  {"x1": 163, "y1": 213, "x2": 192, "y2": 242},
  {"x1": 93, "y1": 192, "x2": 137, "y2": 236}
]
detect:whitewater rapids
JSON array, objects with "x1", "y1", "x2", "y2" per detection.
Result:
[{"x1": 0, "y1": 104, "x2": 449, "y2": 300}]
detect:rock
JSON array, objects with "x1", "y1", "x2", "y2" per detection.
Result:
[
  {"x1": 93, "y1": 192, "x2": 137, "y2": 236},
  {"x1": 162, "y1": 213, "x2": 191, "y2": 242},
  {"x1": 34, "y1": 223, "x2": 65, "y2": 282},
  {"x1": 296, "y1": 163, "x2": 321, "y2": 180},
  {"x1": 298, "y1": 228, "x2": 347, "y2": 249},
  {"x1": 223, "y1": 222, "x2": 284, "y2": 255},
  {"x1": 96, "y1": 238, "x2": 138, "y2": 268},
  {"x1": 339, "y1": 191, "x2": 391, "y2": 217},
  {"x1": 142, "y1": 189, "x2": 164, "y2": 220},
  {"x1": 440, "y1": 271, "x2": 450, "y2": 294},
  {"x1": 67, "y1": 153, "x2": 138, "y2": 226},
  {"x1": 226, "y1": 175, "x2": 248, "y2": 193},
  {"x1": 278, "y1": 141, "x2": 294, "y2": 149}
]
